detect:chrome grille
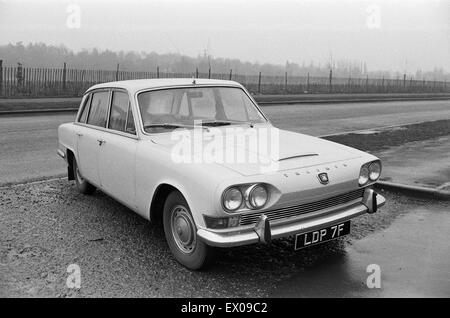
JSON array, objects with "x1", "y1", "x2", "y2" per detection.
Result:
[{"x1": 239, "y1": 188, "x2": 365, "y2": 226}]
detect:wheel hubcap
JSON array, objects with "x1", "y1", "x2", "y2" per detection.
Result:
[{"x1": 171, "y1": 205, "x2": 196, "y2": 254}]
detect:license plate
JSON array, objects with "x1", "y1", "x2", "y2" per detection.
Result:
[{"x1": 294, "y1": 221, "x2": 351, "y2": 250}]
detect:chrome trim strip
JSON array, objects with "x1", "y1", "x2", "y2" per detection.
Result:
[{"x1": 278, "y1": 154, "x2": 318, "y2": 161}]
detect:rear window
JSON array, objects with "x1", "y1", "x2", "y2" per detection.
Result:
[{"x1": 87, "y1": 91, "x2": 110, "y2": 127}]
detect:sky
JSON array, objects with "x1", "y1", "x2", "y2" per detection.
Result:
[{"x1": 0, "y1": 0, "x2": 449, "y2": 73}]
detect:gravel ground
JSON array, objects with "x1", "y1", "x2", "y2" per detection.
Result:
[{"x1": 0, "y1": 179, "x2": 441, "y2": 298}]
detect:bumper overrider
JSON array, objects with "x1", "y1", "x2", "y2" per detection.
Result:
[{"x1": 197, "y1": 188, "x2": 385, "y2": 248}]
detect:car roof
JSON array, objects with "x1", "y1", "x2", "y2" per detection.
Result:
[{"x1": 86, "y1": 78, "x2": 243, "y2": 94}]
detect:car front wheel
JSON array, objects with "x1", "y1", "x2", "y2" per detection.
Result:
[{"x1": 163, "y1": 190, "x2": 215, "y2": 270}]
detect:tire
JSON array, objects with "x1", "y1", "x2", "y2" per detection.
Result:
[
  {"x1": 163, "y1": 190, "x2": 215, "y2": 270},
  {"x1": 72, "y1": 158, "x2": 96, "y2": 195}
]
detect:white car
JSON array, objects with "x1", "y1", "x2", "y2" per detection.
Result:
[{"x1": 58, "y1": 78, "x2": 385, "y2": 270}]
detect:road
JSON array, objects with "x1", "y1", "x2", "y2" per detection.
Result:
[
  {"x1": 264, "y1": 99, "x2": 450, "y2": 136},
  {"x1": 1, "y1": 99, "x2": 449, "y2": 186}
]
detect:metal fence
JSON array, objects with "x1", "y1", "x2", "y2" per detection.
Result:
[{"x1": 0, "y1": 60, "x2": 448, "y2": 97}]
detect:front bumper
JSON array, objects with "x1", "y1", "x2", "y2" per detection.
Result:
[{"x1": 197, "y1": 188, "x2": 385, "y2": 248}]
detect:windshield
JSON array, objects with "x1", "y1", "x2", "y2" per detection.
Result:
[{"x1": 137, "y1": 86, "x2": 267, "y2": 133}]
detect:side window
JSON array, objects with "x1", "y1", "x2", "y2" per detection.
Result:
[
  {"x1": 87, "y1": 91, "x2": 110, "y2": 127},
  {"x1": 78, "y1": 94, "x2": 91, "y2": 123},
  {"x1": 125, "y1": 105, "x2": 136, "y2": 135},
  {"x1": 108, "y1": 91, "x2": 129, "y2": 132}
]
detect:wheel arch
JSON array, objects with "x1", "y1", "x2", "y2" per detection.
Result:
[{"x1": 149, "y1": 183, "x2": 186, "y2": 223}]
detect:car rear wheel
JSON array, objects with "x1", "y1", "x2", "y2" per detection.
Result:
[
  {"x1": 73, "y1": 158, "x2": 96, "y2": 195},
  {"x1": 163, "y1": 190, "x2": 215, "y2": 270}
]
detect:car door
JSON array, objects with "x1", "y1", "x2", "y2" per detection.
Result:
[
  {"x1": 98, "y1": 89, "x2": 137, "y2": 207},
  {"x1": 76, "y1": 89, "x2": 111, "y2": 187}
]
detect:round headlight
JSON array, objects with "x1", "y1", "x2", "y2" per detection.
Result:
[
  {"x1": 248, "y1": 185, "x2": 268, "y2": 209},
  {"x1": 369, "y1": 161, "x2": 381, "y2": 181},
  {"x1": 359, "y1": 166, "x2": 370, "y2": 186},
  {"x1": 223, "y1": 187, "x2": 243, "y2": 211}
]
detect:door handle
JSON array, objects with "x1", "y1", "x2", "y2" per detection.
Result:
[
  {"x1": 76, "y1": 133, "x2": 83, "y2": 137},
  {"x1": 97, "y1": 139, "x2": 106, "y2": 146}
]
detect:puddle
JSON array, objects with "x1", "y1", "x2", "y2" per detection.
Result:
[{"x1": 270, "y1": 207, "x2": 450, "y2": 297}]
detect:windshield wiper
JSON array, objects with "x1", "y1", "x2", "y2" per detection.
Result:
[
  {"x1": 199, "y1": 120, "x2": 254, "y2": 128},
  {"x1": 144, "y1": 123, "x2": 209, "y2": 131}
]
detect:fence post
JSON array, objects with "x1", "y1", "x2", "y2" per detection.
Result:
[
  {"x1": 17, "y1": 63, "x2": 23, "y2": 87},
  {"x1": 229, "y1": 69, "x2": 232, "y2": 80},
  {"x1": 403, "y1": 74, "x2": 406, "y2": 88},
  {"x1": 366, "y1": 75, "x2": 369, "y2": 93},
  {"x1": 328, "y1": 69, "x2": 332, "y2": 93},
  {"x1": 196, "y1": 68, "x2": 199, "y2": 78},
  {"x1": 0, "y1": 60, "x2": 3, "y2": 97},
  {"x1": 115, "y1": 63, "x2": 119, "y2": 81},
  {"x1": 307, "y1": 72, "x2": 310, "y2": 92},
  {"x1": 258, "y1": 72, "x2": 261, "y2": 93},
  {"x1": 208, "y1": 67, "x2": 211, "y2": 79},
  {"x1": 62, "y1": 62, "x2": 67, "y2": 91},
  {"x1": 157, "y1": 66, "x2": 160, "y2": 78},
  {"x1": 381, "y1": 76, "x2": 384, "y2": 93},
  {"x1": 284, "y1": 71, "x2": 288, "y2": 93}
]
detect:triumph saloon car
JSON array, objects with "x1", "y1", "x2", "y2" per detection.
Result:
[{"x1": 57, "y1": 78, "x2": 385, "y2": 270}]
